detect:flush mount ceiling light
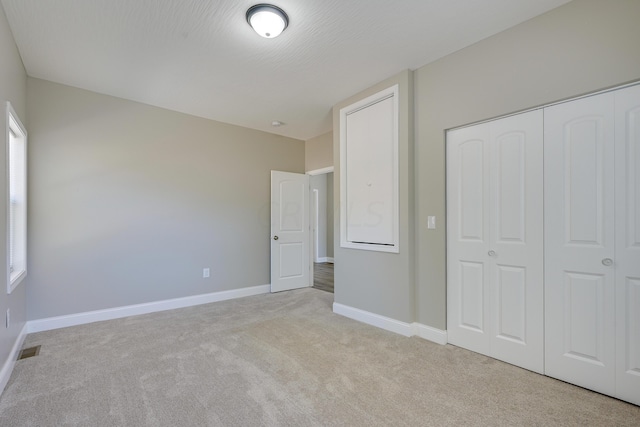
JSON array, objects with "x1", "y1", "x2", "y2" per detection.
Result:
[{"x1": 246, "y1": 4, "x2": 289, "y2": 38}]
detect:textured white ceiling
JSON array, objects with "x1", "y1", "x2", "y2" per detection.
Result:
[{"x1": 1, "y1": 0, "x2": 570, "y2": 140}]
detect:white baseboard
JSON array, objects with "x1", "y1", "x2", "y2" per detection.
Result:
[
  {"x1": 333, "y1": 303, "x2": 413, "y2": 337},
  {"x1": 412, "y1": 322, "x2": 448, "y2": 345},
  {"x1": 315, "y1": 257, "x2": 334, "y2": 263},
  {"x1": 0, "y1": 323, "x2": 28, "y2": 396},
  {"x1": 27, "y1": 284, "x2": 271, "y2": 334},
  {"x1": 333, "y1": 302, "x2": 447, "y2": 345}
]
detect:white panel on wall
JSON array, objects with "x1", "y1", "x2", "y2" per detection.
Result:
[{"x1": 340, "y1": 85, "x2": 399, "y2": 253}]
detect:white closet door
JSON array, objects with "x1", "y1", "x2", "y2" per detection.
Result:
[
  {"x1": 447, "y1": 122, "x2": 491, "y2": 356},
  {"x1": 615, "y1": 85, "x2": 640, "y2": 406},
  {"x1": 447, "y1": 110, "x2": 543, "y2": 372},
  {"x1": 544, "y1": 92, "x2": 616, "y2": 395},
  {"x1": 488, "y1": 112, "x2": 544, "y2": 373}
]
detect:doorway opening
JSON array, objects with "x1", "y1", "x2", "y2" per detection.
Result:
[{"x1": 308, "y1": 167, "x2": 334, "y2": 293}]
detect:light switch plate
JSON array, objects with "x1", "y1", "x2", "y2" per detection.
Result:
[{"x1": 427, "y1": 216, "x2": 436, "y2": 229}]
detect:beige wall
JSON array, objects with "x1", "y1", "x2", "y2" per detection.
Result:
[
  {"x1": 0, "y1": 3, "x2": 27, "y2": 386},
  {"x1": 333, "y1": 70, "x2": 414, "y2": 322},
  {"x1": 305, "y1": 131, "x2": 333, "y2": 172},
  {"x1": 414, "y1": 0, "x2": 640, "y2": 329},
  {"x1": 26, "y1": 78, "x2": 304, "y2": 320}
]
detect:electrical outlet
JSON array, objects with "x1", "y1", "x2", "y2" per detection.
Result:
[
  {"x1": 6, "y1": 308, "x2": 10, "y2": 328},
  {"x1": 203, "y1": 268, "x2": 210, "y2": 278}
]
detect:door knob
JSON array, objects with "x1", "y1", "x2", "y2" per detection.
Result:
[
  {"x1": 273, "y1": 236, "x2": 279, "y2": 241},
  {"x1": 488, "y1": 250, "x2": 497, "y2": 257},
  {"x1": 602, "y1": 258, "x2": 613, "y2": 266}
]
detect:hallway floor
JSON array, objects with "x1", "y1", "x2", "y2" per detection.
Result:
[{"x1": 312, "y1": 262, "x2": 333, "y2": 293}]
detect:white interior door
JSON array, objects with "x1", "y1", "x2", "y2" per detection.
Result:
[
  {"x1": 447, "y1": 110, "x2": 543, "y2": 373},
  {"x1": 614, "y1": 85, "x2": 640, "y2": 406},
  {"x1": 271, "y1": 171, "x2": 310, "y2": 293},
  {"x1": 544, "y1": 92, "x2": 617, "y2": 395}
]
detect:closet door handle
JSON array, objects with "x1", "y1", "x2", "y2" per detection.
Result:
[
  {"x1": 602, "y1": 258, "x2": 613, "y2": 266},
  {"x1": 488, "y1": 250, "x2": 497, "y2": 257}
]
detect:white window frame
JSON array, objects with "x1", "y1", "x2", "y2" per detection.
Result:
[{"x1": 5, "y1": 102, "x2": 27, "y2": 293}]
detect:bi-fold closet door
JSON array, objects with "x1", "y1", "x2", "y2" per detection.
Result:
[
  {"x1": 446, "y1": 110, "x2": 544, "y2": 374},
  {"x1": 446, "y1": 84, "x2": 640, "y2": 406},
  {"x1": 544, "y1": 85, "x2": 640, "y2": 406}
]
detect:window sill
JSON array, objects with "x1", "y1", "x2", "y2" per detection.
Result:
[{"x1": 8, "y1": 270, "x2": 26, "y2": 294}]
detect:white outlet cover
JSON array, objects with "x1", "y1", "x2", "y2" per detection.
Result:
[{"x1": 427, "y1": 216, "x2": 436, "y2": 229}]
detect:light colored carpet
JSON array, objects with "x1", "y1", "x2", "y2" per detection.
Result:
[{"x1": 0, "y1": 288, "x2": 638, "y2": 426}]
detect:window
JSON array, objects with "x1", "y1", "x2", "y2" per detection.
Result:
[{"x1": 6, "y1": 102, "x2": 27, "y2": 293}]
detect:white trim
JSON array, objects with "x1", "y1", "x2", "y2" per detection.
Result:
[
  {"x1": 306, "y1": 166, "x2": 334, "y2": 176},
  {"x1": 312, "y1": 188, "x2": 319, "y2": 262},
  {"x1": 448, "y1": 80, "x2": 640, "y2": 132},
  {"x1": 412, "y1": 322, "x2": 448, "y2": 345},
  {"x1": 339, "y1": 85, "x2": 400, "y2": 253},
  {"x1": 333, "y1": 302, "x2": 412, "y2": 336},
  {"x1": 333, "y1": 302, "x2": 447, "y2": 345},
  {"x1": 27, "y1": 285, "x2": 270, "y2": 333},
  {"x1": 315, "y1": 257, "x2": 334, "y2": 263},
  {"x1": 5, "y1": 101, "x2": 28, "y2": 295},
  {"x1": 0, "y1": 323, "x2": 28, "y2": 396},
  {"x1": 308, "y1": 168, "x2": 333, "y2": 278}
]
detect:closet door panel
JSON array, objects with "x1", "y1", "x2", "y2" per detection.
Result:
[
  {"x1": 615, "y1": 84, "x2": 640, "y2": 405},
  {"x1": 544, "y1": 92, "x2": 616, "y2": 395},
  {"x1": 489, "y1": 111, "x2": 544, "y2": 373},
  {"x1": 447, "y1": 110, "x2": 543, "y2": 373},
  {"x1": 459, "y1": 261, "x2": 485, "y2": 332},
  {"x1": 495, "y1": 265, "x2": 526, "y2": 341},
  {"x1": 459, "y1": 138, "x2": 486, "y2": 241},
  {"x1": 447, "y1": 124, "x2": 491, "y2": 355}
]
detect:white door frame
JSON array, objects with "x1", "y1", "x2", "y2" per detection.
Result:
[
  {"x1": 312, "y1": 189, "x2": 319, "y2": 262},
  {"x1": 307, "y1": 166, "x2": 334, "y2": 283}
]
